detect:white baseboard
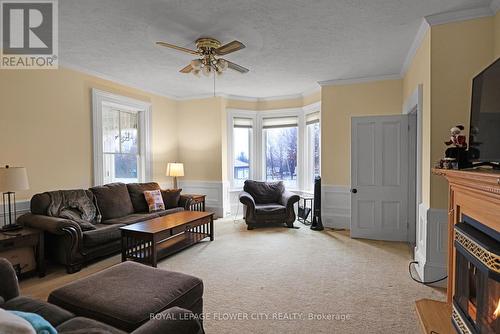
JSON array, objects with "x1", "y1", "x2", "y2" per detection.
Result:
[
  {"x1": 322, "y1": 185, "x2": 351, "y2": 229},
  {"x1": 0, "y1": 200, "x2": 31, "y2": 225},
  {"x1": 414, "y1": 203, "x2": 448, "y2": 287},
  {"x1": 177, "y1": 180, "x2": 225, "y2": 218}
]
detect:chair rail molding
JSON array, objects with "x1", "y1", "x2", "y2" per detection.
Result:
[
  {"x1": 414, "y1": 202, "x2": 448, "y2": 286},
  {"x1": 322, "y1": 185, "x2": 351, "y2": 229},
  {"x1": 177, "y1": 180, "x2": 225, "y2": 218}
]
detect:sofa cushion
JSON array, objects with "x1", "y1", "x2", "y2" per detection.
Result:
[
  {"x1": 48, "y1": 261, "x2": 203, "y2": 332},
  {"x1": 243, "y1": 180, "x2": 284, "y2": 204},
  {"x1": 102, "y1": 213, "x2": 161, "y2": 225},
  {"x1": 161, "y1": 189, "x2": 182, "y2": 209},
  {"x1": 126, "y1": 183, "x2": 160, "y2": 213},
  {"x1": 90, "y1": 183, "x2": 134, "y2": 220},
  {"x1": 57, "y1": 317, "x2": 126, "y2": 334},
  {"x1": 83, "y1": 224, "x2": 125, "y2": 249},
  {"x1": 255, "y1": 203, "x2": 286, "y2": 215},
  {"x1": 3, "y1": 296, "x2": 74, "y2": 327}
]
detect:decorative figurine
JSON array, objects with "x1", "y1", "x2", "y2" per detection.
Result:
[
  {"x1": 444, "y1": 125, "x2": 470, "y2": 169},
  {"x1": 445, "y1": 125, "x2": 467, "y2": 149}
]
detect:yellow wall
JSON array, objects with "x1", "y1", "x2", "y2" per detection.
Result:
[
  {"x1": 321, "y1": 79, "x2": 403, "y2": 185},
  {"x1": 402, "y1": 30, "x2": 432, "y2": 206},
  {"x1": 495, "y1": 11, "x2": 500, "y2": 57},
  {"x1": 176, "y1": 97, "x2": 225, "y2": 181},
  {"x1": 0, "y1": 67, "x2": 178, "y2": 200},
  {"x1": 429, "y1": 17, "x2": 494, "y2": 208}
]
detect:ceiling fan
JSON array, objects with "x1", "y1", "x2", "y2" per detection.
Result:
[{"x1": 156, "y1": 37, "x2": 249, "y2": 76}]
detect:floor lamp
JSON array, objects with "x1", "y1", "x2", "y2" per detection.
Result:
[{"x1": 0, "y1": 166, "x2": 29, "y2": 231}]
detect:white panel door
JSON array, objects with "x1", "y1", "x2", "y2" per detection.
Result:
[{"x1": 350, "y1": 115, "x2": 409, "y2": 241}]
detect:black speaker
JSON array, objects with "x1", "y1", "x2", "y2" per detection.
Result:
[{"x1": 310, "y1": 176, "x2": 324, "y2": 231}]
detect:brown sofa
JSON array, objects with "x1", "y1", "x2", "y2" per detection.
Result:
[
  {"x1": 239, "y1": 180, "x2": 300, "y2": 230},
  {"x1": 0, "y1": 258, "x2": 203, "y2": 334},
  {"x1": 19, "y1": 182, "x2": 191, "y2": 273}
]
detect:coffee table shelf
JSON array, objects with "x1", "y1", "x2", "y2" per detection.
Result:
[{"x1": 120, "y1": 211, "x2": 214, "y2": 267}]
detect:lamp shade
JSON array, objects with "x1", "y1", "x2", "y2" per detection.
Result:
[
  {"x1": 0, "y1": 166, "x2": 29, "y2": 192},
  {"x1": 166, "y1": 163, "x2": 184, "y2": 177}
]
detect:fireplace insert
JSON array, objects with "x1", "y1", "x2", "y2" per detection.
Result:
[{"x1": 452, "y1": 215, "x2": 500, "y2": 334}]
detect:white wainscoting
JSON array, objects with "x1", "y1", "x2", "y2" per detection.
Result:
[
  {"x1": 414, "y1": 203, "x2": 448, "y2": 287},
  {"x1": 322, "y1": 185, "x2": 351, "y2": 229},
  {"x1": 0, "y1": 200, "x2": 31, "y2": 225},
  {"x1": 176, "y1": 180, "x2": 225, "y2": 218}
]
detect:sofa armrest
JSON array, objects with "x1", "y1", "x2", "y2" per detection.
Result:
[
  {"x1": 0, "y1": 258, "x2": 20, "y2": 302},
  {"x1": 280, "y1": 191, "x2": 300, "y2": 209},
  {"x1": 239, "y1": 191, "x2": 256, "y2": 212},
  {"x1": 132, "y1": 307, "x2": 203, "y2": 334},
  {"x1": 18, "y1": 213, "x2": 82, "y2": 236},
  {"x1": 179, "y1": 195, "x2": 193, "y2": 210}
]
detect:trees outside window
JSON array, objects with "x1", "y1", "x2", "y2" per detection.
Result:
[{"x1": 264, "y1": 125, "x2": 298, "y2": 189}]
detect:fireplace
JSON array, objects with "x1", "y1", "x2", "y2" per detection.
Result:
[{"x1": 452, "y1": 215, "x2": 500, "y2": 334}]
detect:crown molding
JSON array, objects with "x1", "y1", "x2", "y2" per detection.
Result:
[
  {"x1": 424, "y1": 6, "x2": 494, "y2": 26},
  {"x1": 491, "y1": 0, "x2": 500, "y2": 13},
  {"x1": 318, "y1": 74, "x2": 401, "y2": 87},
  {"x1": 400, "y1": 19, "x2": 430, "y2": 77},
  {"x1": 59, "y1": 61, "x2": 180, "y2": 100}
]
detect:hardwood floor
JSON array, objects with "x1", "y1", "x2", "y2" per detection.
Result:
[{"x1": 20, "y1": 255, "x2": 121, "y2": 300}]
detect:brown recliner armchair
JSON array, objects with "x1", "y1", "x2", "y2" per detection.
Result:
[{"x1": 239, "y1": 180, "x2": 300, "y2": 230}]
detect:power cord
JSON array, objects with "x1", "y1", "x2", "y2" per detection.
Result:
[{"x1": 408, "y1": 261, "x2": 447, "y2": 285}]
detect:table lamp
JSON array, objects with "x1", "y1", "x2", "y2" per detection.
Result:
[
  {"x1": 166, "y1": 163, "x2": 184, "y2": 189},
  {"x1": 0, "y1": 165, "x2": 29, "y2": 231}
]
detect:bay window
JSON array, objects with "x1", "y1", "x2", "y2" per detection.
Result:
[
  {"x1": 305, "y1": 112, "x2": 321, "y2": 191},
  {"x1": 227, "y1": 104, "x2": 320, "y2": 191},
  {"x1": 232, "y1": 117, "x2": 253, "y2": 185},
  {"x1": 262, "y1": 116, "x2": 299, "y2": 189}
]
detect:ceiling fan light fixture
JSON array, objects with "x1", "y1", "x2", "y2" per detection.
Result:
[
  {"x1": 191, "y1": 59, "x2": 201, "y2": 70},
  {"x1": 202, "y1": 65, "x2": 212, "y2": 76},
  {"x1": 218, "y1": 59, "x2": 228, "y2": 71}
]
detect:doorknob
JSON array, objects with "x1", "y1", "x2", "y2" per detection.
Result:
[{"x1": 351, "y1": 188, "x2": 357, "y2": 194}]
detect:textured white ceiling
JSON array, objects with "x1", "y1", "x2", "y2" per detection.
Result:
[{"x1": 59, "y1": 0, "x2": 492, "y2": 99}]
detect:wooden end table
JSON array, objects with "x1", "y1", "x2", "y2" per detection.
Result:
[
  {"x1": 0, "y1": 227, "x2": 45, "y2": 277},
  {"x1": 182, "y1": 194, "x2": 206, "y2": 211},
  {"x1": 120, "y1": 211, "x2": 214, "y2": 267}
]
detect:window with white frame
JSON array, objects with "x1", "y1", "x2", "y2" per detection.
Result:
[
  {"x1": 263, "y1": 116, "x2": 299, "y2": 189},
  {"x1": 232, "y1": 117, "x2": 253, "y2": 185},
  {"x1": 227, "y1": 106, "x2": 320, "y2": 191},
  {"x1": 305, "y1": 112, "x2": 321, "y2": 191},
  {"x1": 92, "y1": 89, "x2": 152, "y2": 186}
]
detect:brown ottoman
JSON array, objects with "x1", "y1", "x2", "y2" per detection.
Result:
[{"x1": 48, "y1": 261, "x2": 204, "y2": 332}]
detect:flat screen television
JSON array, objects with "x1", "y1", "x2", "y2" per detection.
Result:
[{"x1": 468, "y1": 58, "x2": 500, "y2": 167}]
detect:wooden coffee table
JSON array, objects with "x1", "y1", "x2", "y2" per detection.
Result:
[{"x1": 120, "y1": 211, "x2": 214, "y2": 267}]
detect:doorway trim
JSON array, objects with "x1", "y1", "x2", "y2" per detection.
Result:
[{"x1": 402, "y1": 84, "x2": 423, "y2": 244}]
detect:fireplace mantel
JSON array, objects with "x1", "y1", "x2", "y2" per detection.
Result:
[{"x1": 416, "y1": 168, "x2": 500, "y2": 334}]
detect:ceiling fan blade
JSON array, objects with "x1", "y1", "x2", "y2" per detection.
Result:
[
  {"x1": 179, "y1": 64, "x2": 194, "y2": 73},
  {"x1": 225, "y1": 60, "x2": 249, "y2": 73},
  {"x1": 156, "y1": 41, "x2": 199, "y2": 55},
  {"x1": 215, "y1": 40, "x2": 246, "y2": 55}
]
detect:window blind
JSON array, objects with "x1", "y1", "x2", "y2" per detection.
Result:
[
  {"x1": 233, "y1": 117, "x2": 253, "y2": 128},
  {"x1": 306, "y1": 112, "x2": 320, "y2": 125},
  {"x1": 262, "y1": 116, "x2": 298, "y2": 129}
]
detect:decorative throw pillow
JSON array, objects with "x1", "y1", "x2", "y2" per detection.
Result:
[
  {"x1": 161, "y1": 189, "x2": 182, "y2": 209},
  {"x1": 143, "y1": 190, "x2": 165, "y2": 212}
]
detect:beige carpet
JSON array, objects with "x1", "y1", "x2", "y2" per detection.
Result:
[
  {"x1": 155, "y1": 218, "x2": 445, "y2": 334},
  {"x1": 21, "y1": 217, "x2": 445, "y2": 333}
]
